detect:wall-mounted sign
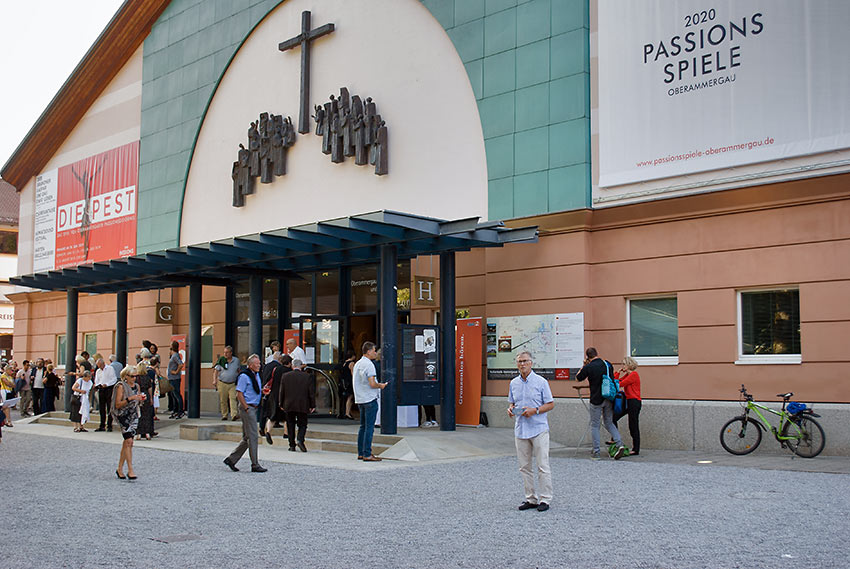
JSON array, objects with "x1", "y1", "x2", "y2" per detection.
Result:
[
  {"x1": 598, "y1": 0, "x2": 850, "y2": 188},
  {"x1": 486, "y1": 313, "x2": 584, "y2": 381},
  {"x1": 155, "y1": 302, "x2": 173, "y2": 324},
  {"x1": 412, "y1": 275, "x2": 438, "y2": 307},
  {"x1": 34, "y1": 141, "x2": 138, "y2": 271}
]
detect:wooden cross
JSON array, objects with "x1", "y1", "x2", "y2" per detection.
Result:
[{"x1": 279, "y1": 11, "x2": 335, "y2": 134}]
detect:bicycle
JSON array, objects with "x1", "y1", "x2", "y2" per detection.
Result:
[{"x1": 720, "y1": 385, "x2": 826, "y2": 458}]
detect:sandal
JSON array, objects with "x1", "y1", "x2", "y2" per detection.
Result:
[{"x1": 73, "y1": 428, "x2": 81, "y2": 432}]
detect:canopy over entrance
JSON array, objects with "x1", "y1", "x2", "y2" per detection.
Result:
[{"x1": 12, "y1": 210, "x2": 536, "y2": 293}]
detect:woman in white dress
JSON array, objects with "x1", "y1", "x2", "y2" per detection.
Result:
[{"x1": 70, "y1": 370, "x2": 93, "y2": 432}]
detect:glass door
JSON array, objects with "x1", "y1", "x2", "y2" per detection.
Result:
[{"x1": 298, "y1": 316, "x2": 346, "y2": 416}]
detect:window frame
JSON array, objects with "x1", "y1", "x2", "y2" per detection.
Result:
[
  {"x1": 626, "y1": 295, "x2": 679, "y2": 366},
  {"x1": 736, "y1": 287, "x2": 801, "y2": 365},
  {"x1": 56, "y1": 334, "x2": 67, "y2": 367}
]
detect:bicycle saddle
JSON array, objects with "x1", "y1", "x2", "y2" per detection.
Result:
[{"x1": 776, "y1": 392, "x2": 793, "y2": 399}]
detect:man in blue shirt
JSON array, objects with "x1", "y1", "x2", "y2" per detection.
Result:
[
  {"x1": 223, "y1": 354, "x2": 267, "y2": 472},
  {"x1": 507, "y1": 351, "x2": 554, "y2": 512}
]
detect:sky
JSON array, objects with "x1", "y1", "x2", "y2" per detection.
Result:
[{"x1": 0, "y1": 0, "x2": 125, "y2": 177}]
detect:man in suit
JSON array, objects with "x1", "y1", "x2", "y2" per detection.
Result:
[{"x1": 280, "y1": 359, "x2": 315, "y2": 452}]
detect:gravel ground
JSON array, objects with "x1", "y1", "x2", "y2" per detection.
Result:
[{"x1": 2, "y1": 430, "x2": 848, "y2": 569}]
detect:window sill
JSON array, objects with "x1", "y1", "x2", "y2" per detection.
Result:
[
  {"x1": 634, "y1": 357, "x2": 678, "y2": 366},
  {"x1": 735, "y1": 356, "x2": 802, "y2": 365}
]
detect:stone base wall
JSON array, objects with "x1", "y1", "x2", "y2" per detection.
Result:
[{"x1": 481, "y1": 396, "x2": 850, "y2": 457}]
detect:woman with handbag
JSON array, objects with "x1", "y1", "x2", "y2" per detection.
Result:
[
  {"x1": 614, "y1": 356, "x2": 642, "y2": 456},
  {"x1": 70, "y1": 370, "x2": 93, "y2": 432},
  {"x1": 114, "y1": 366, "x2": 145, "y2": 479}
]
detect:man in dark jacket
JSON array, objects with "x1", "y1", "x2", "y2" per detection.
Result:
[
  {"x1": 575, "y1": 347, "x2": 625, "y2": 460},
  {"x1": 280, "y1": 359, "x2": 315, "y2": 452}
]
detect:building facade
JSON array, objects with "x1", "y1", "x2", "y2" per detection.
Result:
[{"x1": 3, "y1": 0, "x2": 849, "y2": 450}]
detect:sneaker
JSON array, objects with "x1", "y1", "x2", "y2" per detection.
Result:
[
  {"x1": 613, "y1": 446, "x2": 626, "y2": 460},
  {"x1": 430, "y1": 420, "x2": 439, "y2": 427},
  {"x1": 518, "y1": 501, "x2": 538, "y2": 511},
  {"x1": 591, "y1": 452, "x2": 601, "y2": 461}
]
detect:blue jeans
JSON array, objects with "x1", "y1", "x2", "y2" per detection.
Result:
[
  {"x1": 357, "y1": 399, "x2": 379, "y2": 457},
  {"x1": 169, "y1": 379, "x2": 184, "y2": 414},
  {"x1": 589, "y1": 399, "x2": 622, "y2": 454}
]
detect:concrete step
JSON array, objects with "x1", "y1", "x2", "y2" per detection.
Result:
[
  {"x1": 221, "y1": 423, "x2": 401, "y2": 445},
  {"x1": 34, "y1": 411, "x2": 177, "y2": 430},
  {"x1": 208, "y1": 431, "x2": 390, "y2": 454}
]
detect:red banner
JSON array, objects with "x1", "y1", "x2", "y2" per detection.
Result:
[
  {"x1": 51, "y1": 141, "x2": 138, "y2": 269},
  {"x1": 456, "y1": 317, "x2": 483, "y2": 426}
]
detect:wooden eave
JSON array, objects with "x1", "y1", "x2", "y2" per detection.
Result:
[{"x1": 0, "y1": 0, "x2": 171, "y2": 191}]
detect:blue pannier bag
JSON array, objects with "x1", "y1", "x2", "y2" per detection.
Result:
[{"x1": 786, "y1": 401, "x2": 807, "y2": 415}]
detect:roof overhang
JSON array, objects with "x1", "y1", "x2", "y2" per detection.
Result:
[{"x1": 11, "y1": 211, "x2": 538, "y2": 294}]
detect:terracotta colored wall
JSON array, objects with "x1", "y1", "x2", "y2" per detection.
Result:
[{"x1": 462, "y1": 176, "x2": 850, "y2": 403}]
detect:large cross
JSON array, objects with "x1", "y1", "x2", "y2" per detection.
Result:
[{"x1": 279, "y1": 11, "x2": 335, "y2": 134}]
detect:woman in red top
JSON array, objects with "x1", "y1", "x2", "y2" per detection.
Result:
[{"x1": 614, "y1": 356, "x2": 642, "y2": 455}]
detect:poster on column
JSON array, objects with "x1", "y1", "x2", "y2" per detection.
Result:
[
  {"x1": 33, "y1": 141, "x2": 139, "y2": 272},
  {"x1": 456, "y1": 317, "x2": 483, "y2": 427},
  {"x1": 597, "y1": 0, "x2": 850, "y2": 188}
]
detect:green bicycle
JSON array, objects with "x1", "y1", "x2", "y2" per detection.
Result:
[{"x1": 720, "y1": 385, "x2": 826, "y2": 458}]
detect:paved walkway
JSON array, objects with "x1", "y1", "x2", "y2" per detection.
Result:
[{"x1": 2, "y1": 413, "x2": 849, "y2": 568}]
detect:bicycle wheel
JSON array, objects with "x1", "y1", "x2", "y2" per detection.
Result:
[
  {"x1": 720, "y1": 416, "x2": 762, "y2": 455},
  {"x1": 781, "y1": 415, "x2": 825, "y2": 458}
]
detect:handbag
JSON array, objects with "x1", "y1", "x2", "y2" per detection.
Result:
[
  {"x1": 600, "y1": 361, "x2": 619, "y2": 401},
  {"x1": 158, "y1": 377, "x2": 173, "y2": 395}
]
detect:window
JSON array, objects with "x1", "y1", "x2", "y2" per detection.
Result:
[
  {"x1": 201, "y1": 325, "x2": 214, "y2": 367},
  {"x1": 0, "y1": 231, "x2": 17, "y2": 254},
  {"x1": 84, "y1": 333, "x2": 97, "y2": 356},
  {"x1": 737, "y1": 289, "x2": 800, "y2": 364},
  {"x1": 56, "y1": 335, "x2": 66, "y2": 367},
  {"x1": 627, "y1": 297, "x2": 678, "y2": 365}
]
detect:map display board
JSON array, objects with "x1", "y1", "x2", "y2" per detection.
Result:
[{"x1": 486, "y1": 313, "x2": 584, "y2": 381}]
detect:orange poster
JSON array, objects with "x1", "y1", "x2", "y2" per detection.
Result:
[{"x1": 455, "y1": 317, "x2": 483, "y2": 426}]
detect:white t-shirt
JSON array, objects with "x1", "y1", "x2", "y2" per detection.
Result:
[
  {"x1": 32, "y1": 368, "x2": 45, "y2": 389},
  {"x1": 352, "y1": 356, "x2": 379, "y2": 404},
  {"x1": 288, "y1": 346, "x2": 307, "y2": 365}
]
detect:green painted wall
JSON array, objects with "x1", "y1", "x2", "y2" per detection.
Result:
[
  {"x1": 137, "y1": 0, "x2": 589, "y2": 252},
  {"x1": 138, "y1": 0, "x2": 282, "y2": 253},
  {"x1": 421, "y1": 0, "x2": 591, "y2": 220}
]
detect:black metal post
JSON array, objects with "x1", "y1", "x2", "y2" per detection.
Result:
[
  {"x1": 224, "y1": 285, "x2": 235, "y2": 349},
  {"x1": 249, "y1": 276, "x2": 263, "y2": 359},
  {"x1": 440, "y1": 252, "x2": 456, "y2": 431},
  {"x1": 64, "y1": 289, "x2": 78, "y2": 412},
  {"x1": 188, "y1": 284, "x2": 202, "y2": 418},
  {"x1": 115, "y1": 291, "x2": 128, "y2": 367},
  {"x1": 379, "y1": 244, "x2": 398, "y2": 434},
  {"x1": 277, "y1": 279, "x2": 287, "y2": 342}
]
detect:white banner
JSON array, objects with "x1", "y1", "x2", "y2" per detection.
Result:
[
  {"x1": 33, "y1": 169, "x2": 58, "y2": 273},
  {"x1": 598, "y1": 0, "x2": 850, "y2": 187}
]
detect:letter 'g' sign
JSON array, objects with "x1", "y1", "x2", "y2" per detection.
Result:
[{"x1": 155, "y1": 302, "x2": 173, "y2": 324}]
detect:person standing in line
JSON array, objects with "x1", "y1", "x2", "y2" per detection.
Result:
[
  {"x1": 114, "y1": 366, "x2": 144, "y2": 479},
  {"x1": 167, "y1": 341, "x2": 185, "y2": 419},
  {"x1": 614, "y1": 356, "x2": 642, "y2": 456},
  {"x1": 16, "y1": 361, "x2": 32, "y2": 417},
  {"x1": 94, "y1": 358, "x2": 117, "y2": 432},
  {"x1": 0, "y1": 365, "x2": 15, "y2": 427},
  {"x1": 280, "y1": 359, "x2": 316, "y2": 452},
  {"x1": 285, "y1": 338, "x2": 307, "y2": 366},
  {"x1": 70, "y1": 370, "x2": 93, "y2": 432},
  {"x1": 576, "y1": 347, "x2": 626, "y2": 460},
  {"x1": 352, "y1": 341, "x2": 387, "y2": 462},
  {"x1": 43, "y1": 364, "x2": 62, "y2": 413},
  {"x1": 109, "y1": 355, "x2": 123, "y2": 378},
  {"x1": 213, "y1": 345, "x2": 241, "y2": 421},
  {"x1": 135, "y1": 362, "x2": 155, "y2": 440},
  {"x1": 266, "y1": 340, "x2": 282, "y2": 364},
  {"x1": 507, "y1": 351, "x2": 555, "y2": 512},
  {"x1": 223, "y1": 354, "x2": 267, "y2": 473},
  {"x1": 30, "y1": 358, "x2": 46, "y2": 415}
]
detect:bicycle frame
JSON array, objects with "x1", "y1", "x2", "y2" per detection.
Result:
[{"x1": 741, "y1": 400, "x2": 801, "y2": 442}]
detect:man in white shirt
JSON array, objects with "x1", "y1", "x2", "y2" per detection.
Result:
[
  {"x1": 30, "y1": 358, "x2": 46, "y2": 415},
  {"x1": 94, "y1": 358, "x2": 118, "y2": 432},
  {"x1": 352, "y1": 341, "x2": 387, "y2": 462},
  {"x1": 286, "y1": 338, "x2": 307, "y2": 365}
]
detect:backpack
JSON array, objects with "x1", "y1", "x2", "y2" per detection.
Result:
[
  {"x1": 601, "y1": 361, "x2": 619, "y2": 401},
  {"x1": 613, "y1": 390, "x2": 628, "y2": 416},
  {"x1": 14, "y1": 377, "x2": 26, "y2": 393}
]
